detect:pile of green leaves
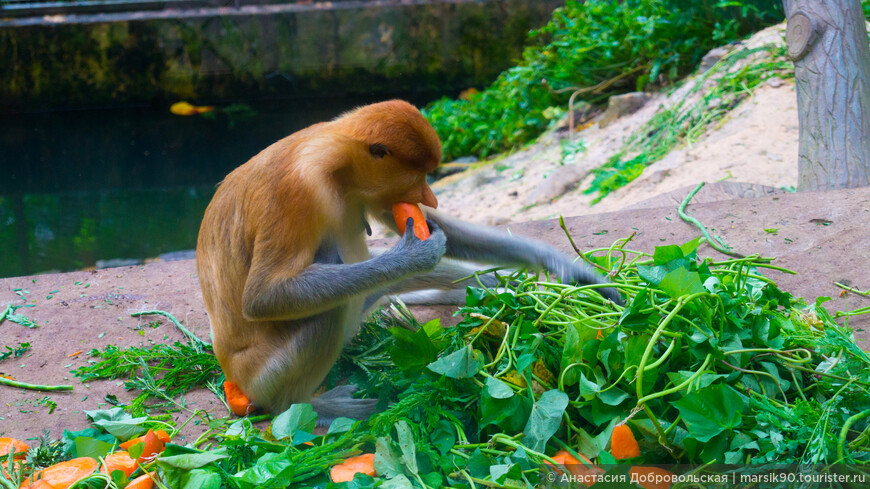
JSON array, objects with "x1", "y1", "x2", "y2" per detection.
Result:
[
  {"x1": 424, "y1": 0, "x2": 783, "y2": 161},
  {"x1": 43, "y1": 237, "x2": 870, "y2": 488},
  {"x1": 340, "y1": 238, "x2": 870, "y2": 474},
  {"x1": 74, "y1": 342, "x2": 222, "y2": 416}
]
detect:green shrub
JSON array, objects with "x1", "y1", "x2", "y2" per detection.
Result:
[{"x1": 424, "y1": 0, "x2": 783, "y2": 162}]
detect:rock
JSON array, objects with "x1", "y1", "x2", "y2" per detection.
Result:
[
  {"x1": 159, "y1": 250, "x2": 196, "y2": 261},
  {"x1": 526, "y1": 165, "x2": 588, "y2": 205},
  {"x1": 598, "y1": 92, "x2": 650, "y2": 128},
  {"x1": 434, "y1": 157, "x2": 477, "y2": 179},
  {"x1": 487, "y1": 216, "x2": 512, "y2": 226},
  {"x1": 554, "y1": 100, "x2": 596, "y2": 132},
  {"x1": 700, "y1": 46, "x2": 731, "y2": 72},
  {"x1": 766, "y1": 77, "x2": 784, "y2": 88},
  {"x1": 95, "y1": 258, "x2": 143, "y2": 269}
]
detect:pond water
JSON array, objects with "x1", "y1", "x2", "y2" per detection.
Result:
[{"x1": 0, "y1": 94, "x2": 440, "y2": 277}]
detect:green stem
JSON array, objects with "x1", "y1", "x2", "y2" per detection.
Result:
[
  {"x1": 834, "y1": 282, "x2": 870, "y2": 297},
  {"x1": 131, "y1": 310, "x2": 210, "y2": 347},
  {"x1": 637, "y1": 354, "x2": 712, "y2": 406},
  {"x1": 559, "y1": 216, "x2": 611, "y2": 273},
  {"x1": 0, "y1": 376, "x2": 73, "y2": 391},
  {"x1": 838, "y1": 409, "x2": 870, "y2": 462},
  {"x1": 644, "y1": 339, "x2": 676, "y2": 371},
  {"x1": 636, "y1": 294, "x2": 708, "y2": 400},
  {"x1": 678, "y1": 182, "x2": 744, "y2": 258}
]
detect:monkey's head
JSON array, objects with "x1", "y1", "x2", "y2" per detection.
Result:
[{"x1": 332, "y1": 100, "x2": 441, "y2": 211}]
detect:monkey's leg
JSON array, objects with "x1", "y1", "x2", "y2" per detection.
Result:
[{"x1": 242, "y1": 310, "x2": 377, "y2": 425}]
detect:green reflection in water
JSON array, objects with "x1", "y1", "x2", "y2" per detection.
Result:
[{"x1": 0, "y1": 186, "x2": 215, "y2": 277}]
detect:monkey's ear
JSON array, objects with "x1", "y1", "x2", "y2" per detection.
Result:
[{"x1": 369, "y1": 143, "x2": 392, "y2": 159}]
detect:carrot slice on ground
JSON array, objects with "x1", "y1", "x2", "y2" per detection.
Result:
[
  {"x1": 153, "y1": 430, "x2": 171, "y2": 445},
  {"x1": 101, "y1": 451, "x2": 137, "y2": 477},
  {"x1": 135, "y1": 430, "x2": 164, "y2": 464},
  {"x1": 119, "y1": 430, "x2": 171, "y2": 451},
  {"x1": 125, "y1": 472, "x2": 155, "y2": 489},
  {"x1": 19, "y1": 457, "x2": 99, "y2": 489},
  {"x1": 224, "y1": 381, "x2": 256, "y2": 416},
  {"x1": 0, "y1": 437, "x2": 28, "y2": 460},
  {"x1": 611, "y1": 424, "x2": 641, "y2": 459},
  {"x1": 330, "y1": 453, "x2": 376, "y2": 483},
  {"x1": 392, "y1": 203, "x2": 430, "y2": 240},
  {"x1": 25, "y1": 480, "x2": 56, "y2": 489}
]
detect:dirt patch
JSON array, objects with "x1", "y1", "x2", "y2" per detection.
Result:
[{"x1": 0, "y1": 262, "x2": 216, "y2": 444}]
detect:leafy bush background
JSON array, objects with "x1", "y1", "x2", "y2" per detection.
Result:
[{"x1": 423, "y1": 0, "x2": 785, "y2": 162}]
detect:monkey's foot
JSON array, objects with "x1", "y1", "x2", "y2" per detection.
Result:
[
  {"x1": 224, "y1": 381, "x2": 257, "y2": 416},
  {"x1": 311, "y1": 385, "x2": 378, "y2": 427}
]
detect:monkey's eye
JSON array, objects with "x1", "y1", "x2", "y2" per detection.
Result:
[{"x1": 369, "y1": 143, "x2": 392, "y2": 159}]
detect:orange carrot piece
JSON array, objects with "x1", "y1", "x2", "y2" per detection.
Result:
[
  {"x1": 19, "y1": 457, "x2": 98, "y2": 489},
  {"x1": 118, "y1": 430, "x2": 171, "y2": 451},
  {"x1": 136, "y1": 430, "x2": 164, "y2": 464},
  {"x1": 0, "y1": 438, "x2": 28, "y2": 460},
  {"x1": 125, "y1": 473, "x2": 155, "y2": 489},
  {"x1": 330, "y1": 453, "x2": 376, "y2": 483},
  {"x1": 26, "y1": 480, "x2": 56, "y2": 489},
  {"x1": 545, "y1": 450, "x2": 602, "y2": 486},
  {"x1": 101, "y1": 451, "x2": 137, "y2": 477},
  {"x1": 550, "y1": 449, "x2": 594, "y2": 467},
  {"x1": 224, "y1": 381, "x2": 256, "y2": 416},
  {"x1": 611, "y1": 424, "x2": 641, "y2": 459},
  {"x1": 153, "y1": 430, "x2": 172, "y2": 445},
  {"x1": 392, "y1": 203, "x2": 430, "y2": 240}
]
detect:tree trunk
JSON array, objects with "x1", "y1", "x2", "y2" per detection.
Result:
[{"x1": 784, "y1": 0, "x2": 870, "y2": 191}]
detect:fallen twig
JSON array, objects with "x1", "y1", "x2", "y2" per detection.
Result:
[
  {"x1": 0, "y1": 376, "x2": 73, "y2": 392},
  {"x1": 835, "y1": 282, "x2": 870, "y2": 297}
]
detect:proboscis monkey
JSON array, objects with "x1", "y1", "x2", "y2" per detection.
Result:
[{"x1": 196, "y1": 100, "x2": 621, "y2": 423}]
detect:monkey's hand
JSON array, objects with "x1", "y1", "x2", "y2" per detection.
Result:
[{"x1": 389, "y1": 217, "x2": 447, "y2": 273}]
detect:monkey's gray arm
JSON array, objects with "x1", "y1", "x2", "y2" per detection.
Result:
[
  {"x1": 361, "y1": 255, "x2": 501, "y2": 311},
  {"x1": 426, "y1": 210, "x2": 623, "y2": 304},
  {"x1": 242, "y1": 224, "x2": 447, "y2": 321}
]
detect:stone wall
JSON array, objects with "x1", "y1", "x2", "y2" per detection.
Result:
[{"x1": 0, "y1": 0, "x2": 563, "y2": 111}]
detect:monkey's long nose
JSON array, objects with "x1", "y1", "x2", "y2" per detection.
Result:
[{"x1": 420, "y1": 183, "x2": 438, "y2": 209}]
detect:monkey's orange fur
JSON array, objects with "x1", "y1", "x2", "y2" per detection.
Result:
[{"x1": 197, "y1": 100, "x2": 441, "y2": 415}]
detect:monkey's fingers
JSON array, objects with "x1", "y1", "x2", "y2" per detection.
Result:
[
  {"x1": 224, "y1": 381, "x2": 257, "y2": 416},
  {"x1": 392, "y1": 202, "x2": 430, "y2": 240}
]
